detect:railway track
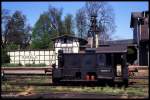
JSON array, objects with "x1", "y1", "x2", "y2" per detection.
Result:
[{"x1": 3, "y1": 74, "x2": 148, "y2": 83}]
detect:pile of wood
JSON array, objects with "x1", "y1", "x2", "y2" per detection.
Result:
[
  {"x1": 128, "y1": 65, "x2": 148, "y2": 77},
  {"x1": 128, "y1": 65, "x2": 149, "y2": 85}
]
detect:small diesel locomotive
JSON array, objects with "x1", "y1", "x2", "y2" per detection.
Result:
[{"x1": 52, "y1": 46, "x2": 129, "y2": 86}]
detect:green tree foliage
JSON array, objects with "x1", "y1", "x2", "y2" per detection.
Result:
[
  {"x1": 1, "y1": 48, "x2": 10, "y2": 64},
  {"x1": 7, "y1": 11, "x2": 25, "y2": 45},
  {"x1": 6, "y1": 43, "x2": 18, "y2": 51},
  {"x1": 48, "y1": 5, "x2": 75, "y2": 36},
  {"x1": 31, "y1": 5, "x2": 75, "y2": 49},
  {"x1": 2, "y1": 9, "x2": 11, "y2": 48},
  {"x1": 2, "y1": 10, "x2": 31, "y2": 50},
  {"x1": 31, "y1": 12, "x2": 58, "y2": 49},
  {"x1": 48, "y1": 5, "x2": 65, "y2": 36},
  {"x1": 127, "y1": 47, "x2": 137, "y2": 64},
  {"x1": 64, "y1": 14, "x2": 75, "y2": 36}
]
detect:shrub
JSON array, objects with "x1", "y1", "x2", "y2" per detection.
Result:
[
  {"x1": 1, "y1": 48, "x2": 10, "y2": 64},
  {"x1": 2, "y1": 63, "x2": 22, "y2": 67},
  {"x1": 25, "y1": 63, "x2": 46, "y2": 67}
]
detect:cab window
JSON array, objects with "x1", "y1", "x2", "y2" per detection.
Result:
[{"x1": 97, "y1": 54, "x2": 106, "y2": 66}]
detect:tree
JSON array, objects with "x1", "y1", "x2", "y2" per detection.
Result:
[
  {"x1": 76, "y1": 2, "x2": 116, "y2": 41},
  {"x1": 127, "y1": 47, "x2": 137, "y2": 64},
  {"x1": 76, "y1": 8, "x2": 87, "y2": 38},
  {"x1": 48, "y1": 5, "x2": 75, "y2": 36},
  {"x1": 2, "y1": 10, "x2": 31, "y2": 50},
  {"x1": 86, "y1": 2, "x2": 116, "y2": 41},
  {"x1": 22, "y1": 25, "x2": 32, "y2": 49},
  {"x1": 31, "y1": 12, "x2": 58, "y2": 49},
  {"x1": 7, "y1": 11, "x2": 26, "y2": 45},
  {"x1": 1, "y1": 48, "x2": 10, "y2": 64},
  {"x1": 32, "y1": 5, "x2": 75, "y2": 49},
  {"x1": 2, "y1": 9, "x2": 11, "y2": 48},
  {"x1": 31, "y1": 5, "x2": 76, "y2": 49},
  {"x1": 64, "y1": 14, "x2": 74, "y2": 35},
  {"x1": 48, "y1": 5, "x2": 65, "y2": 36}
]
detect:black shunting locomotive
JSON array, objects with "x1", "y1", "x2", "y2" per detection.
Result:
[{"x1": 52, "y1": 46, "x2": 129, "y2": 86}]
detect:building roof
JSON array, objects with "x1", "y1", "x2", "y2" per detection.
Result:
[
  {"x1": 96, "y1": 45, "x2": 127, "y2": 53},
  {"x1": 79, "y1": 45, "x2": 127, "y2": 53},
  {"x1": 99, "y1": 39, "x2": 137, "y2": 46},
  {"x1": 51, "y1": 35, "x2": 88, "y2": 45}
]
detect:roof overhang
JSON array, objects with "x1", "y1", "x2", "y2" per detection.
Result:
[
  {"x1": 96, "y1": 45, "x2": 127, "y2": 53},
  {"x1": 51, "y1": 35, "x2": 88, "y2": 45}
]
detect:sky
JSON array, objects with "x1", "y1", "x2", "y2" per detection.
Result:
[{"x1": 2, "y1": 2, "x2": 148, "y2": 40}]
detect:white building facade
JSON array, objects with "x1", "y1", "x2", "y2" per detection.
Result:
[{"x1": 8, "y1": 35, "x2": 87, "y2": 66}]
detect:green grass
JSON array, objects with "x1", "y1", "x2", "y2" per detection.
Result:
[
  {"x1": 2, "y1": 82, "x2": 148, "y2": 97},
  {"x1": 32, "y1": 86, "x2": 148, "y2": 96},
  {"x1": 2, "y1": 82, "x2": 25, "y2": 92},
  {"x1": 125, "y1": 87, "x2": 148, "y2": 96}
]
